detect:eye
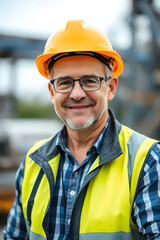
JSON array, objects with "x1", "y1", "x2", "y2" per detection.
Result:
[
  {"x1": 56, "y1": 78, "x2": 73, "y2": 87},
  {"x1": 81, "y1": 77, "x2": 99, "y2": 85}
]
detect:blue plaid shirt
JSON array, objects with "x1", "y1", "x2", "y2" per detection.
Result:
[{"x1": 3, "y1": 123, "x2": 160, "y2": 239}]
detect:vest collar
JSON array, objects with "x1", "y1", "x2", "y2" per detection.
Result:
[{"x1": 99, "y1": 109, "x2": 122, "y2": 165}]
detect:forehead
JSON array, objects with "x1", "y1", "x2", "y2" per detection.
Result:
[{"x1": 51, "y1": 55, "x2": 106, "y2": 77}]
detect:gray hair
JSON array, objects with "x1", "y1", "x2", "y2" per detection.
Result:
[{"x1": 105, "y1": 65, "x2": 113, "y2": 78}]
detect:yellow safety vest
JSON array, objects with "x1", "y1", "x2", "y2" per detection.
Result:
[{"x1": 22, "y1": 118, "x2": 157, "y2": 240}]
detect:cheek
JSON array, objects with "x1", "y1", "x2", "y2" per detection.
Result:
[
  {"x1": 53, "y1": 95, "x2": 65, "y2": 111},
  {"x1": 54, "y1": 97, "x2": 60, "y2": 109},
  {"x1": 90, "y1": 93, "x2": 107, "y2": 112},
  {"x1": 97, "y1": 89, "x2": 107, "y2": 102}
]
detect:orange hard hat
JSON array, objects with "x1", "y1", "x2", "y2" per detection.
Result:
[{"x1": 36, "y1": 20, "x2": 123, "y2": 79}]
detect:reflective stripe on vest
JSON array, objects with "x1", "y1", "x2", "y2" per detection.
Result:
[
  {"x1": 79, "y1": 230, "x2": 144, "y2": 240},
  {"x1": 22, "y1": 125, "x2": 157, "y2": 240}
]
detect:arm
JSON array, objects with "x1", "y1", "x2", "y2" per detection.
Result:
[
  {"x1": 132, "y1": 143, "x2": 160, "y2": 239},
  {"x1": 3, "y1": 158, "x2": 29, "y2": 240}
]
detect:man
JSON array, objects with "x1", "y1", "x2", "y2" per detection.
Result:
[{"x1": 3, "y1": 20, "x2": 160, "y2": 240}]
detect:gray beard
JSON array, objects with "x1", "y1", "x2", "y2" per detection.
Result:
[{"x1": 65, "y1": 116, "x2": 96, "y2": 130}]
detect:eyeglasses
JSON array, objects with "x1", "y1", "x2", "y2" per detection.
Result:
[{"x1": 50, "y1": 76, "x2": 111, "y2": 93}]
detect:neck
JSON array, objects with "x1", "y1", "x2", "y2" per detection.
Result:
[{"x1": 65, "y1": 113, "x2": 108, "y2": 164}]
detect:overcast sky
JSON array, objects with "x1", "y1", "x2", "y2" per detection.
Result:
[
  {"x1": 0, "y1": 0, "x2": 132, "y2": 101},
  {"x1": 0, "y1": 0, "x2": 131, "y2": 38}
]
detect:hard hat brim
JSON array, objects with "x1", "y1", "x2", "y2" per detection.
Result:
[{"x1": 36, "y1": 50, "x2": 123, "y2": 79}]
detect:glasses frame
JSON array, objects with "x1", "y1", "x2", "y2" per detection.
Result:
[{"x1": 50, "y1": 76, "x2": 111, "y2": 93}]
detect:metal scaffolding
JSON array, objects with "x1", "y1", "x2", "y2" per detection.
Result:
[{"x1": 115, "y1": 0, "x2": 160, "y2": 139}]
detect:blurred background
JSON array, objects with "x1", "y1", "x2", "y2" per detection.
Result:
[{"x1": 0, "y1": 0, "x2": 160, "y2": 235}]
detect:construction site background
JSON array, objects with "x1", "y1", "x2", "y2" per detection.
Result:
[{"x1": 0, "y1": 0, "x2": 160, "y2": 237}]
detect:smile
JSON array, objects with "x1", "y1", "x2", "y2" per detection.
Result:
[{"x1": 68, "y1": 105, "x2": 91, "y2": 112}]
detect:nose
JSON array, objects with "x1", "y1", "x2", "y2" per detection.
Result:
[{"x1": 69, "y1": 80, "x2": 86, "y2": 101}]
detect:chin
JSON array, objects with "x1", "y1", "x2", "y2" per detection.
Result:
[{"x1": 66, "y1": 117, "x2": 96, "y2": 130}]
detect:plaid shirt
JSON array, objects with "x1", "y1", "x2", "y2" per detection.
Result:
[{"x1": 3, "y1": 123, "x2": 160, "y2": 239}]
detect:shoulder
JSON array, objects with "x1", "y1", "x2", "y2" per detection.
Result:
[
  {"x1": 118, "y1": 123, "x2": 158, "y2": 151},
  {"x1": 142, "y1": 142, "x2": 160, "y2": 173}
]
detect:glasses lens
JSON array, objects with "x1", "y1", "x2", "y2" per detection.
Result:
[
  {"x1": 54, "y1": 78, "x2": 73, "y2": 92},
  {"x1": 81, "y1": 76, "x2": 100, "y2": 91}
]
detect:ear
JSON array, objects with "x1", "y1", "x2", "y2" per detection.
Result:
[
  {"x1": 48, "y1": 83, "x2": 55, "y2": 104},
  {"x1": 107, "y1": 77, "x2": 118, "y2": 101}
]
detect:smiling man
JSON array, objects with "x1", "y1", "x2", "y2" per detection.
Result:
[
  {"x1": 49, "y1": 55, "x2": 111, "y2": 130},
  {"x1": 3, "y1": 20, "x2": 160, "y2": 240}
]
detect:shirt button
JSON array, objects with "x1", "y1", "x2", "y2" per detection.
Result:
[
  {"x1": 67, "y1": 219, "x2": 71, "y2": 225},
  {"x1": 74, "y1": 171, "x2": 78, "y2": 177},
  {"x1": 70, "y1": 190, "x2": 76, "y2": 197}
]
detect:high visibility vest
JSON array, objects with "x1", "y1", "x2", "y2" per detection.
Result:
[{"x1": 22, "y1": 121, "x2": 157, "y2": 240}]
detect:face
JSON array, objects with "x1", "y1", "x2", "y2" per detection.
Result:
[{"x1": 48, "y1": 55, "x2": 118, "y2": 130}]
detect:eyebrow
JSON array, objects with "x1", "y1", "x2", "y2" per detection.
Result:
[{"x1": 54, "y1": 74, "x2": 98, "y2": 79}]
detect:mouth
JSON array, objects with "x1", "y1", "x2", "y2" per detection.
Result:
[{"x1": 67, "y1": 105, "x2": 92, "y2": 112}]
